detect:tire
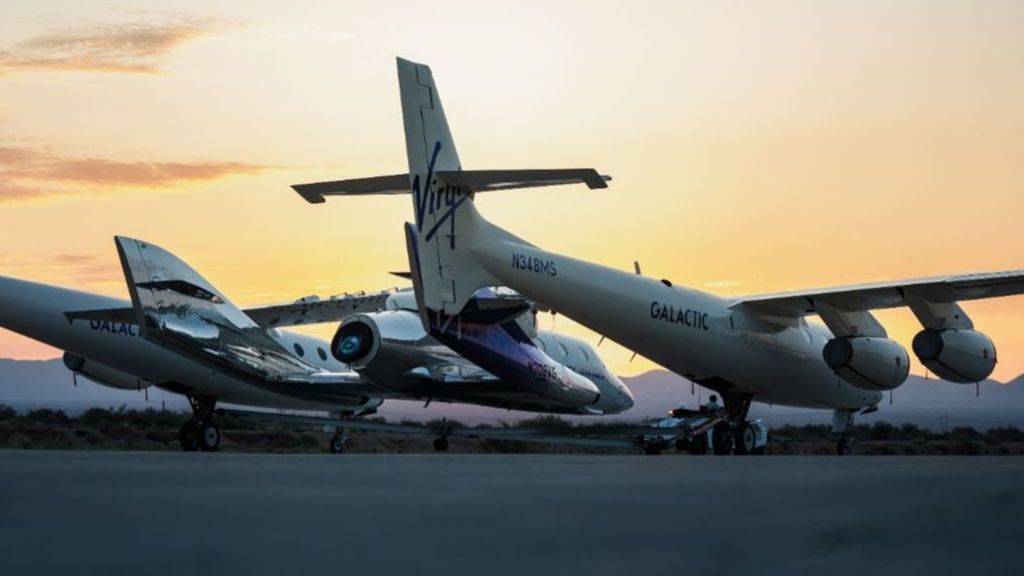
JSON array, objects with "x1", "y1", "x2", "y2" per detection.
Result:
[
  {"x1": 329, "y1": 435, "x2": 345, "y2": 454},
  {"x1": 837, "y1": 437, "x2": 851, "y2": 456},
  {"x1": 643, "y1": 443, "x2": 663, "y2": 456},
  {"x1": 433, "y1": 437, "x2": 450, "y2": 452},
  {"x1": 734, "y1": 423, "x2": 757, "y2": 456},
  {"x1": 198, "y1": 421, "x2": 220, "y2": 452},
  {"x1": 712, "y1": 423, "x2": 733, "y2": 455},
  {"x1": 178, "y1": 421, "x2": 200, "y2": 452},
  {"x1": 688, "y1": 434, "x2": 708, "y2": 455}
]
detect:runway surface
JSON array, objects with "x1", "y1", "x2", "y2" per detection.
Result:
[{"x1": 0, "y1": 451, "x2": 1021, "y2": 576}]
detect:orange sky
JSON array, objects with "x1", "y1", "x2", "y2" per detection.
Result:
[{"x1": 1, "y1": 0, "x2": 1023, "y2": 380}]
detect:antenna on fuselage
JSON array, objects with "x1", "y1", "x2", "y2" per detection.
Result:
[{"x1": 634, "y1": 261, "x2": 642, "y2": 275}]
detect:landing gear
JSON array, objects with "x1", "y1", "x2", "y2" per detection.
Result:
[
  {"x1": 833, "y1": 409, "x2": 856, "y2": 456},
  {"x1": 712, "y1": 422, "x2": 733, "y2": 455},
  {"x1": 329, "y1": 433, "x2": 346, "y2": 454},
  {"x1": 711, "y1": 392, "x2": 755, "y2": 456},
  {"x1": 433, "y1": 437, "x2": 450, "y2": 452},
  {"x1": 179, "y1": 395, "x2": 219, "y2": 452},
  {"x1": 734, "y1": 421, "x2": 758, "y2": 455},
  {"x1": 643, "y1": 443, "x2": 663, "y2": 455}
]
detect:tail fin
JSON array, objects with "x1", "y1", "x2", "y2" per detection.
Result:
[
  {"x1": 292, "y1": 58, "x2": 610, "y2": 321},
  {"x1": 114, "y1": 236, "x2": 259, "y2": 339},
  {"x1": 398, "y1": 57, "x2": 504, "y2": 318}
]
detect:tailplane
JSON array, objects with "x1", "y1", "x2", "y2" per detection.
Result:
[{"x1": 292, "y1": 57, "x2": 610, "y2": 323}]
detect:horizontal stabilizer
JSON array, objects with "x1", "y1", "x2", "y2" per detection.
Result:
[{"x1": 293, "y1": 169, "x2": 610, "y2": 203}]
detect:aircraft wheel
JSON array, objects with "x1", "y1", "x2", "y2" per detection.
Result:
[
  {"x1": 198, "y1": 421, "x2": 220, "y2": 452},
  {"x1": 674, "y1": 438, "x2": 690, "y2": 452},
  {"x1": 688, "y1": 435, "x2": 708, "y2": 455},
  {"x1": 433, "y1": 437, "x2": 449, "y2": 452},
  {"x1": 734, "y1": 423, "x2": 757, "y2": 455},
  {"x1": 712, "y1": 423, "x2": 733, "y2": 455},
  {"x1": 329, "y1": 435, "x2": 345, "y2": 454},
  {"x1": 837, "y1": 436, "x2": 851, "y2": 456},
  {"x1": 643, "y1": 443, "x2": 662, "y2": 456},
  {"x1": 178, "y1": 421, "x2": 201, "y2": 452}
]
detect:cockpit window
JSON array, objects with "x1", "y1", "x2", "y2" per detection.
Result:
[
  {"x1": 318, "y1": 347, "x2": 328, "y2": 361},
  {"x1": 293, "y1": 343, "x2": 305, "y2": 357},
  {"x1": 557, "y1": 342, "x2": 568, "y2": 357},
  {"x1": 578, "y1": 346, "x2": 590, "y2": 362}
]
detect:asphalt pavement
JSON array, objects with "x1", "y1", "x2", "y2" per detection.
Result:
[{"x1": 0, "y1": 451, "x2": 1020, "y2": 575}]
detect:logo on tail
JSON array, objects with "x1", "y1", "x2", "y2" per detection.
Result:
[{"x1": 412, "y1": 141, "x2": 472, "y2": 249}]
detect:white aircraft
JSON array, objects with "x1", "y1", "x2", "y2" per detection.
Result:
[
  {"x1": 0, "y1": 236, "x2": 633, "y2": 452},
  {"x1": 294, "y1": 57, "x2": 1019, "y2": 454}
]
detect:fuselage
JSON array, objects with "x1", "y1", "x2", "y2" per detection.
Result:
[
  {"x1": 470, "y1": 226, "x2": 883, "y2": 410},
  {"x1": 0, "y1": 275, "x2": 634, "y2": 414},
  {"x1": 0, "y1": 276, "x2": 368, "y2": 411}
]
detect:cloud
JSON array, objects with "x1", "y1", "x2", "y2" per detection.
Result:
[
  {"x1": 0, "y1": 144, "x2": 275, "y2": 201},
  {"x1": 0, "y1": 15, "x2": 227, "y2": 75}
]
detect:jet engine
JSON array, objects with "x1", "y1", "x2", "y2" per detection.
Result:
[
  {"x1": 912, "y1": 329, "x2": 996, "y2": 383},
  {"x1": 823, "y1": 337, "x2": 910, "y2": 391},
  {"x1": 62, "y1": 353, "x2": 151, "y2": 390},
  {"x1": 330, "y1": 311, "x2": 426, "y2": 369}
]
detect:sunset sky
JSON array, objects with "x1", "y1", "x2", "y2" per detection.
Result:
[{"x1": 1, "y1": 1, "x2": 1023, "y2": 380}]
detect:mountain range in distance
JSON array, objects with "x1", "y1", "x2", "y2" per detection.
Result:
[{"x1": 1, "y1": 358, "x2": 1022, "y2": 431}]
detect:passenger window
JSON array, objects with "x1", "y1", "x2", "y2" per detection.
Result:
[
  {"x1": 293, "y1": 343, "x2": 305, "y2": 357},
  {"x1": 318, "y1": 347, "x2": 328, "y2": 361}
]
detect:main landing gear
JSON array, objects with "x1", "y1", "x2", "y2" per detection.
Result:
[
  {"x1": 719, "y1": 392, "x2": 765, "y2": 456},
  {"x1": 833, "y1": 409, "x2": 856, "y2": 456},
  {"x1": 179, "y1": 395, "x2": 220, "y2": 452}
]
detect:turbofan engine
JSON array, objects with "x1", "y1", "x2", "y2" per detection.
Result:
[
  {"x1": 330, "y1": 311, "x2": 426, "y2": 369},
  {"x1": 912, "y1": 329, "x2": 996, "y2": 384},
  {"x1": 62, "y1": 352, "x2": 150, "y2": 390},
  {"x1": 823, "y1": 337, "x2": 910, "y2": 391}
]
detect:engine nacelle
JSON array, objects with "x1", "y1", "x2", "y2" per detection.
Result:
[
  {"x1": 912, "y1": 329, "x2": 996, "y2": 384},
  {"x1": 330, "y1": 311, "x2": 426, "y2": 369},
  {"x1": 62, "y1": 353, "x2": 151, "y2": 390},
  {"x1": 823, "y1": 337, "x2": 910, "y2": 391}
]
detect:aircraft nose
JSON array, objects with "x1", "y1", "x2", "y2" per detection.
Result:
[{"x1": 613, "y1": 375, "x2": 634, "y2": 411}]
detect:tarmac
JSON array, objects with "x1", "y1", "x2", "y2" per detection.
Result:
[{"x1": 0, "y1": 451, "x2": 1021, "y2": 576}]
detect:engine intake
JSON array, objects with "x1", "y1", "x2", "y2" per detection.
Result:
[
  {"x1": 912, "y1": 329, "x2": 996, "y2": 384},
  {"x1": 823, "y1": 337, "x2": 910, "y2": 391},
  {"x1": 330, "y1": 311, "x2": 426, "y2": 369}
]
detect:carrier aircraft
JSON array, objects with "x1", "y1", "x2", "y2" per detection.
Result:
[
  {"x1": 0, "y1": 236, "x2": 632, "y2": 452},
  {"x1": 294, "y1": 57, "x2": 1024, "y2": 454}
]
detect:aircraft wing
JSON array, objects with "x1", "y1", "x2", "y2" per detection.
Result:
[
  {"x1": 293, "y1": 169, "x2": 610, "y2": 203},
  {"x1": 731, "y1": 270, "x2": 1024, "y2": 318},
  {"x1": 112, "y1": 236, "x2": 369, "y2": 397},
  {"x1": 242, "y1": 290, "x2": 392, "y2": 328}
]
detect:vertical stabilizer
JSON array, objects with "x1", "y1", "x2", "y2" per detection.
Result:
[{"x1": 397, "y1": 57, "x2": 504, "y2": 317}]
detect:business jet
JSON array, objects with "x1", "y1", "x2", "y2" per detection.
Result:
[
  {"x1": 293, "y1": 57, "x2": 1020, "y2": 454},
  {"x1": 0, "y1": 236, "x2": 632, "y2": 452}
]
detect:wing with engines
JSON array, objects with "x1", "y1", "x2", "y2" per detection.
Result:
[{"x1": 732, "y1": 270, "x2": 1024, "y2": 324}]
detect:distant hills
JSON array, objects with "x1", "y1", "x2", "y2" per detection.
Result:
[{"x1": 1, "y1": 358, "x2": 1022, "y2": 430}]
